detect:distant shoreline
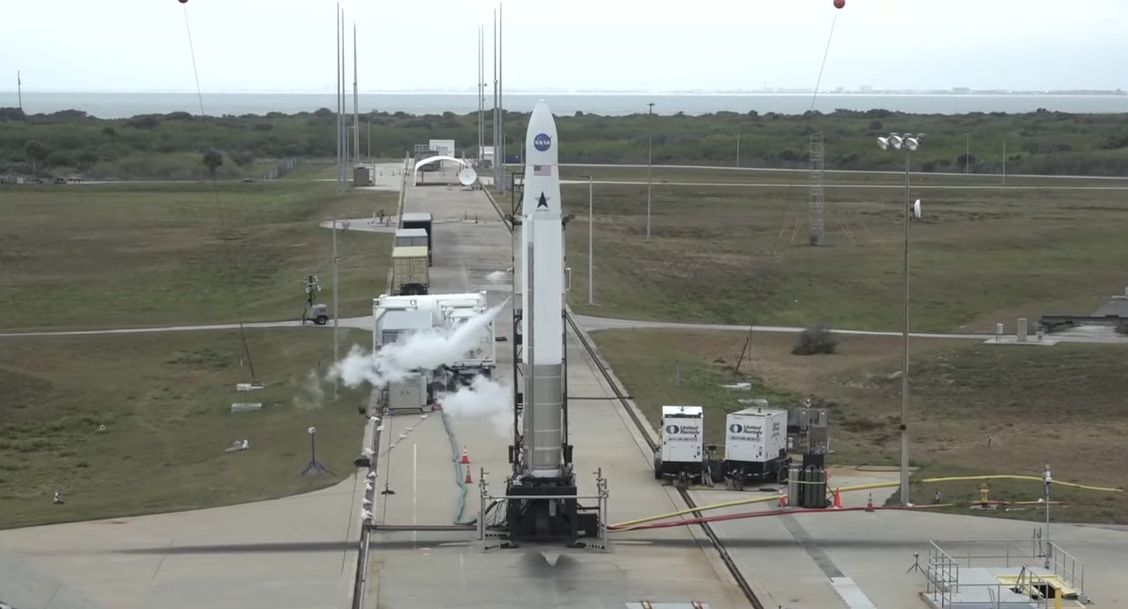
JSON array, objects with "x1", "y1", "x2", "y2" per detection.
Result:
[{"x1": 3, "y1": 91, "x2": 1128, "y2": 119}]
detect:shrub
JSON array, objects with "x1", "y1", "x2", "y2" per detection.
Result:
[{"x1": 792, "y1": 324, "x2": 839, "y2": 355}]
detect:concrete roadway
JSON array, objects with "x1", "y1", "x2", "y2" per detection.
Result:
[
  {"x1": 7, "y1": 314, "x2": 1126, "y2": 346},
  {"x1": 0, "y1": 478, "x2": 368, "y2": 609},
  {"x1": 364, "y1": 174, "x2": 747, "y2": 608}
]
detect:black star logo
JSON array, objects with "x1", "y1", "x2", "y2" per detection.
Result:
[{"x1": 536, "y1": 193, "x2": 549, "y2": 210}]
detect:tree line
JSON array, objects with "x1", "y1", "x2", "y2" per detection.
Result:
[{"x1": 1, "y1": 106, "x2": 1126, "y2": 179}]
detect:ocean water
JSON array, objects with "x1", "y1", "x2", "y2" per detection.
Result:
[{"x1": 3, "y1": 91, "x2": 1128, "y2": 119}]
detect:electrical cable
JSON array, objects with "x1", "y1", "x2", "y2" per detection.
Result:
[
  {"x1": 180, "y1": 5, "x2": 259, "y2": 382},
  {"x1": 808, "y1": 11, "x2": 839, "y2": 113}
]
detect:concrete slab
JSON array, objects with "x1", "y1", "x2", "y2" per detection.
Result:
[{"x1": 0, "y1": 479, "x2": 365, "y2": 609}]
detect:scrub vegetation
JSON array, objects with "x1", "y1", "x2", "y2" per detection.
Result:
[{"x1": 2, "y1": 106, "x2": 1127, "y2": 179}]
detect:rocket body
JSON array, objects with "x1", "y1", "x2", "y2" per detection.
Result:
[{"x1": 520, "y1": 103, "x2": 564, "y2": 478}]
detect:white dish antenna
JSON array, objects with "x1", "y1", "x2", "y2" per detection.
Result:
[{"x1": 458, "y1": 166, "x2": 478, "y2": 187}]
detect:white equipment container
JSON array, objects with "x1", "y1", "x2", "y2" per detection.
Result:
[
  {"x1": 373, "y1": 292, "x2": 496, "y2": 380},
  {"x1": 722, "y1": 407, "x2": 790, "y2": 486},
  {"x1": 654, "y1": 405, "x2": 706, "y2": 482}
]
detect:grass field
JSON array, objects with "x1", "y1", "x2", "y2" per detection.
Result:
[
  {"x1": 0, "y1": 181, "x2": 395, "y2": 330},
  {"x1": 0, "y1": 328, "x2": 373, "y2": 529},
  {"x1": 560, "y1": 170, "x2": 1128, "y2": 332},
  {"x1": 592, "y1": 328, "x2": 1128, "y2": 523}
]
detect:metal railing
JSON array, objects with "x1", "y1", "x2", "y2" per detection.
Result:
[{"x1": 917, "y1": 536, "x2": 1085, "y2": 609}]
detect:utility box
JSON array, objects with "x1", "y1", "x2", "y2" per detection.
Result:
[
  {"x1": 722, "y1": 407, "x2": 790, "y2": 488},
  {"x1": 653, "y1": 405, "x2": 709, "y2": 484},
  {"x1": 388, "y1": 374, "x2": 427, "y2": 411},
  {"x1": 353, "y1": 165, "x2": 372, "y2": 186},
  {"x1": 391, "y1": 246, "x2": 429, "y2": 295}
]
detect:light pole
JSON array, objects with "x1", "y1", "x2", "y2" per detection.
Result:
[
  {"x1": 877, "y1": 131, "x2": 923, "y2": 506},
  {"x1": 586, "y1": 175, "x2": 594, "y2": 306},
  {"x1": 332, "y1": 219, "x2": 340, "y2": 400},
  {"x1": 1043, "y1": 463, "x2": 1053, "y2": 569},
  {"x1": 736, "y1": 125, "x2": 742, "y2": 167},
  {"x1": 646, "y1": 102, "x2": 654, "y2": 240}
]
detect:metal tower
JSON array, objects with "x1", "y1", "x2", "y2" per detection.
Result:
[{"x1": 808, "y1": 131, "x2": 826, "y2": 246}]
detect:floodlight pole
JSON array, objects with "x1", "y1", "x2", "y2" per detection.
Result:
[
  {"x1": 587, "y1": 175, "x2": 594, "y2": 306},
  {"x1": 1044, "y1": 464, "x2": 1052, "y2": 569},
  {"x1": 901, "y1": 148, "x2": 911, "y2": 506},
  {"x1": 332, "y1": 219, "x2": 340, "y2": 400},
  {"x1": 736, "y1": 125, "x2": 742, "y2": 167},
  {"x1": 646, "y1": 102, "x2": 654, "y2": 240}
]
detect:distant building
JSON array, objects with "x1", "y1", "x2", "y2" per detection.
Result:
[{"x1": 428, "y1": 139, "x2": 456, "y2": 158}]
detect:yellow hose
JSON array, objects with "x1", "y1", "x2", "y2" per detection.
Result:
[
  {"x1": 918, "y1": 475, "x2": 1123, "y2": 493},
  {"x1": 609, "y1": 474, "x2": 1123, "y2": 529}
]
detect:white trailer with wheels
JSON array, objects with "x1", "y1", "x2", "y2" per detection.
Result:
[
  {"x1": 722, "y1": 407, "x2": 790, "y2": 489},
  {"x1": 653, "y1": 405, "x2": 710, "y2": 485}
]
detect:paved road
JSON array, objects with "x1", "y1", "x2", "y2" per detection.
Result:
[
  {"x1": 574, "y1": 315, "x2": 1128, "y2": 345},
  {"x1": 0, "y1": 317, "x2": 374, "y2": 338},
  {"x1": 8, "y1": 313, "x2": 1125, "y2": 347}
]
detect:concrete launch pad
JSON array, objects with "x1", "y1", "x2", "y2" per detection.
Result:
[{"x1": 365, "y1": 177, "x2": 747, "y2": 608}]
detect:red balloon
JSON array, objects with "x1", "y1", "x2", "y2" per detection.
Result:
[{"x1": 834, "y1": 0, "x2": 845, "y2": 7}]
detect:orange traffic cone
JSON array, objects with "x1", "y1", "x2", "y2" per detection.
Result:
[
  {"x1": 460, "y1": 447, "x2": 470, "y2": 465},
  {"x1": 465, "y1": 468, "x2": 473, "y2": 485},
  {"x1": 778, "y1": 494, "x2": 788, "y2": 508},
  {"x1": 832, "y1": 487, "x2": 843, "y2": 509}
]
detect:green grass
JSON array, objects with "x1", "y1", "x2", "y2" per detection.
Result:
[
  {"x1": 562, "y1": 173, "x2": 1128, "y2": 332},
  {"x1": 591, "y1": 328, "x2": 1128, "y2": 523},
  {"x1": 0, "y1": 181, "x2": 395, "y2": 330},
  {"x1": 0, "y1": 328, "x2": 373, "y2": 529}
]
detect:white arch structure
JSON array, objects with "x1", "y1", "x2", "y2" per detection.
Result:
[{"x1": 413, "y1": 156, "x2": 472, "y2": 184}]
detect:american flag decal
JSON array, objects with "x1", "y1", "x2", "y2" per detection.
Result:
[{"x1": 533, "y1": 165, "x2": 551, "y2": 176}]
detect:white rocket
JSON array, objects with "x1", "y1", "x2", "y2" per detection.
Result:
[{"x1": 520, "y1": 102, "x2": 565, "y2": 479}]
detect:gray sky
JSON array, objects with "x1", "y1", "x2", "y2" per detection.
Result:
[{"x1": 2, "y1": 0, "x2": 1125, "y2": 93}]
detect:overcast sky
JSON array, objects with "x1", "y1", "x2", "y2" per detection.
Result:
[{"x1": 2, "y1": 0, "x2": 1126, "y2": 93}]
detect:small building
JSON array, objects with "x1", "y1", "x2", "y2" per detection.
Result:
[
  {"x1": 353, "y1": 165, "x2": 372, "y2": 186},
  {"x1": 428, "y1": 139, "x2": 456, "y2": 158}
]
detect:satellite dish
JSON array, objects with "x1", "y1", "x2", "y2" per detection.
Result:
[
  {"x1": 913, "y1": 199, "x2": 922, "y2": 219},
  {"x1": 458, "y1": 166, "x2": 478, "y2": 187}
]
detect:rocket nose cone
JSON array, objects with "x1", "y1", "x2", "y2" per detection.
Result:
[{"x1": 526, "y1": 102, "x2": 558, "y2": 165}]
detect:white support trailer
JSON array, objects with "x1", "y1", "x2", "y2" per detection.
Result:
[
  {"x1": 373, "y1": 292, "x2": 497, "y2": 390},
  {"x1": 722, "y1": 407, "x2": 791, "y2": 489},
  {"x1": 653, "y1": 405, "x2": 710, "y2": 486}
]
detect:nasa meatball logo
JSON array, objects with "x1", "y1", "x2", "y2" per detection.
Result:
[
  {"x1": 534, "y1": 132, "x2": 552, "y2": 152},
  {"x1": 665, "y1": 424, "x2": 679, "y2": 435}
]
